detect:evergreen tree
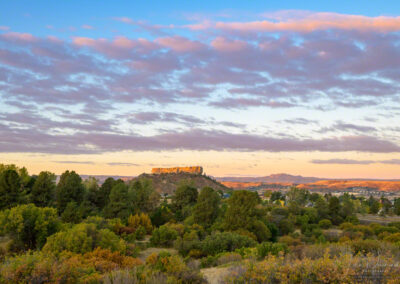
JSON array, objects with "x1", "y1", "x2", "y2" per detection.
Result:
[
  {"x1": 368, "y1": 196, "x2": 380, "y2": 214},
  {"x1": 56, "y1": 170, "x2": 85, "y2": 214},
  {"x1": 97, "y1": 177, "x2": 117, "y2": 209},
  {"x1": 172, "y1": 183, "x2": 198, "y2": 211},
  {"x1": 314, "y1": 196, "x2": 329, "y2": 220},
  {"x1": 328, "y1": 196, "x2": 343, "y2": 225},
  {"x1": 394, "y1": 198, "x2": 400, "y2": 215},
  {"x1": 61, "y1": 201, "x2": 82, "y2": 223},
  {"x1": 103, "y1": 182, "x2": 131, "y2": 220},
  {"x1": 193, "y1": 187, "x2": 221, "y2": 227},
  {"x1": 82, "y1": 177, "x2": 100, "y2": 216},
  {"x1": 339, "y1": 193, "x2": 355, "y2": 220},
  {"x1": 130, "y1": 179, "x2": 160, "y2": 213},
  {"x1": 0, "y1": 169, "x2": 21, "y2": 210},
  {"x1": 31, "y1": 171, "x2": 56, "y2": 207},
  {"x1": 224, "y1": 190, "x2": 271, "y2": 241}
]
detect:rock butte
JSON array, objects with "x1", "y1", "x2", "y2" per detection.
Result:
[{"x1": 151, "y1": 166, "x2": 203, "y2": 175}]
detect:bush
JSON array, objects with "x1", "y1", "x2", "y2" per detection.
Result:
[
  {"x1": 150, "y1": 224, "x2": 179, "y2": 247},
  {"x1": 145, "y1": 251, "x2": 205, "y2": 283},
  {"x1": 224, "y1": 254, "x2": 400, "y2": 283},
  {"x1": 0, "y1": 204, "x2": 60, "y2": 250},
  {"x1": 318, "y1": 219, "x2": 332, "y2": 229},
  {"x1": 256, "y1": 242, "x2": 288, "y2": 259},
  {"x1": 43, "y1": 223, "x2": 126, "y2": 254},
  {"x1": 383, "y1": 233, "x2": 400, "y2": 243},
  {"x1": 347, "y1": 239, "x2": 400, "y2": 256},
  {"x1": 278, "y1": 235, "x2": 302, "y2": 247},
  {"x1": 103, "y1": 268, "x2": 167, "y2": 284},
  {"x1": 83, "y1": 216, "x2": 119, "y2": 231},
  {"x1": 134, "y1": 226, "x2": 146, "y2": 240},
  {"x1": 0, "y1": 249, "x2": 141, "y2": 283},
  {"x1": 300, "y1": 243, "x2": 351, "y2": 260},
  {"x1": 217, "y1": 252, "x2": 242, "y2": 265},
  {"x1": 128, "y1": 213, "x2": 153, "y2": 234},
  {"x1": 174, "y1": 230, "x2": 201, "y2": 256},
  {"x1": 200, "y1": 232, "x2": 256, "y2": 256}
]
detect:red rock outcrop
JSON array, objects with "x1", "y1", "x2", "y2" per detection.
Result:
[{"x1": 151, "y1": 166, "x2": 203, "y2": 175}]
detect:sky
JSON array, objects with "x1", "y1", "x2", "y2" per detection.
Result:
[{"x1": 1, "y1": 1, "x2": 400, "y2": 178}]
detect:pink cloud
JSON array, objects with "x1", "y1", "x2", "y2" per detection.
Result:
[
  {"x1": 73, "y1": 36, "x2": 99, "y2": 46},
  {"x1": 0, "y1": 26, "x2": 10, "y2": 31},
  {"x1": 184, "y1": 20, "x2": 213, "y2": 30},
  {"x1": 82, "y1": 25, "x2": 94, "y2": 30},
  {"x1": 113, "y1": 17, "x2": 134, "y2": 24},
  {"x1": 156, "y1": 36, "x2": 204, "y2": 52},
  {"x1": 72, "y1": 36, "x2": 157, "y2": 58},
  {"x1": 112, "y1": 36, "x2": 137, "y2": 48},
  {"x1": 73, "y1": 36, "x2": 156, "y2": 52},
  {"x1": 2, "y1": 32, "x2": 36, "y2": 42},
  {"x1": 211, "y1": 37, "x2": 247, "y2": 52},
  {"x1": 188, "y1": 12, "x2": 400, "y2": 33}
]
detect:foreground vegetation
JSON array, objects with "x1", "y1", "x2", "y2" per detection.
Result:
[{"x1": 1, "y1": 164, "x2": 400, "y2": 283}]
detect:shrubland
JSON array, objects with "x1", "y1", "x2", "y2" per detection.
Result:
[{"x1": 0, "y1": 163, "x2": 400, "y2": 283}]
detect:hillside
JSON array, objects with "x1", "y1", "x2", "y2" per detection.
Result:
[
  {"x1": 133, "y1": 173, "x2": 228, "y2": 195},
  {"x1": 297, "y1": 180, "x2": 400, "y2": 192},
  {"x1": 222, "y1": 179, "x2": 400, "y2": 192},
  {"x1": 220, "y1": 181, "x2": 293, "y2": 189},
  {"x1": 217, "y1": 173, "x2": 320, "y2": 184}
]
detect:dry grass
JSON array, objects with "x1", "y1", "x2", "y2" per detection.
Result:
[
  {"x1": 137, "y1": 247, "x2": 178, "y2": 262},
  {"x1": 357, "y1": 214, "x2": 400, "y2": 224},
  {"x1": 201, "y1": 266, "x2": 232, "y2": 284}
]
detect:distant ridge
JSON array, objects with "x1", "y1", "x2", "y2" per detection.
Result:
[
  {"x1": 217, "y1": 173, "x2": 400, "y2": 183},
  {"x1": 217, "y1": 173, "x2": 400, "y2": 192},
  {"x1": 217, "y1": 173, "x2": 320, "y2": 184}
]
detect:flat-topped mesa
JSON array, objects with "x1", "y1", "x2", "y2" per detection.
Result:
[{"x1": 151, "y1": 166, "x2": 203, "y2": 175}]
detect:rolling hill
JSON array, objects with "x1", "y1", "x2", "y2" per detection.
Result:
[{"x1": 133, "y1": 173, "x2": 228, "y2": 195}]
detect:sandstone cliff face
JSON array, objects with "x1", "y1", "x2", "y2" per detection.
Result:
[{"x1": 151, "y1": 166, "x2": 203, "y2": 175}]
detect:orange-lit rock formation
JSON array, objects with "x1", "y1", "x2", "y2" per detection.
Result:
[{"x1": 151, "y1": 166, "x2": 203, "y2": 175}]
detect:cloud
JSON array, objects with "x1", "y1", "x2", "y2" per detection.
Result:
[
  {"x1": 126, "y1": 111, "x2": 245, "y2": 128},
  {"x1": 53, "y1": 161, "x2": 94, "y2": 164},
  {"x1": 1, "y1": 119, "x2": 399, "y2": 154},
  {"x1": 113, "y1": 17, "x2": 134, "y2": 24},
  {"x1": 107, "y1": 162, "x2": 139, "y2": 166},
  {"x1": 209, "y1": 98, "x2": 297, "y2": 109},
  {"x1": 311, "y1": 159, "x2": 375, "y2": 165},
  {"x1": 380, "y1": 159, "x2": 400, "y2": 165},
  {"x1": 0, "y1": 26, "x2": 10, "y2": 31},
  {"x1": 311, "y1": 159, "x2": 400, "y2": 165},
  {"x1": 334, "y1": 122, "x2": 376, "y2": 133},
  {"x1": 155, "y1": 36, "x2": 204, "y2": 52},
  {"x1": 282, "y1": 118, "x2": 319, "y2": 125},
  {"x1": 127, "y1": 112, "x2": 204, "y2": 125},
  {"x1": 190, "y1": 12, "x2": 400, "y2": 33},
  {"x1": 82, "y1": 25, "x2": 94, "y2": 30},
  {"x1": 211, "y1": 37, "x2": 247, "y2": 52},
  {"x1": 2, "y1": 32, "x2": 36, "y2": 42},
  {"x1": 318, "y1": 121, "x2": 376, "y2": 134},
  {"x1": 0, "y1": 11, "x2": 400, "y2": 158},
  {"x1": 1, "y1": 25, "x2": 399, "y2": 111}
]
